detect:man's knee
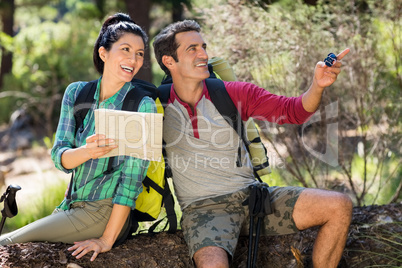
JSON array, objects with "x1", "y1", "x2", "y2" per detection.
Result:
[
  {"x1": 333, "y1": 192, "x2": 353, "y2": 223},
  {"x1": 293, "y1": 189, "x2": 353, "y2": 229},
  {"x1": 193, "y1": 246, "x2": 229, "y2": 268}
]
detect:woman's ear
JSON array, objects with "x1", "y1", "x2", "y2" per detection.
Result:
[{"x1": 98, "y1": 47, "x2": 107, "y2": 62}]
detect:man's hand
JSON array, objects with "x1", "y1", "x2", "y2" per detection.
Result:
[
  {"x1": 84, "y1": 134, "x2": 117, "y2": 159},
  {"x1": 302, "y1": 48, "x2": 350, "y2": 112},
  {"x1": 314, "y1": 48, "x2": 350, "y2": 89},
  {"x1": 68, "y1": 237, "x2": 113, "y2": 262}
]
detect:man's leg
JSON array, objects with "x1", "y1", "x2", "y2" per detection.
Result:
[
  {"x1": 181, "y1": 190, "x2": 249, "y2": 268},
  {"x1": 292, "y1": 188, "x2": 353, "y2": 268},
  {"x1": 193, "y1": 246, "x2": 229, "y2": 268}
]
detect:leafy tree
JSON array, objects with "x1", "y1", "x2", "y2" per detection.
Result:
[
  {"x1": 196, "y1": 0, "x2": 401, "y2": 205},
  {"x1": 0, "y1": 7, "x2": 99, "y2": 137}
]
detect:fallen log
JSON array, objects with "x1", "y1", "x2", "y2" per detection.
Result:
[{"x1": 0, "y1": 203, "x2": 400, "y2": 268}]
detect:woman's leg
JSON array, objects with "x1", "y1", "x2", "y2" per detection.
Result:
[{"x1": 0, "y1": 198, "x2": 127, "y2": 245}]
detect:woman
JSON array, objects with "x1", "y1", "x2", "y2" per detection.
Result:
[{"x1": 0, "y1": 13, "x2": 155, "y2": 261}]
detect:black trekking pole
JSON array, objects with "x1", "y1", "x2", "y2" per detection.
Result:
[
  {"x1": 253, "y1": 186, "x2": 273, "y2": 267},
  {"x1": 252, "y1": 216, "x2": 263, "y2": 268},
  {"x1": 247, "y1": 213, "x2": 255, "y2": 268},
  {"x1": 0, "y1": 184, "x2": 22, "y2": 235},
  {"x1": 244, "y1": 184, "x2": 273, "y2": 268},
  {"x1": 246, "y1": 185, "x2": 260, "y2": 268}
]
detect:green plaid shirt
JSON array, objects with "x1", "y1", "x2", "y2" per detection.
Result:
[{"x1": 51, "y1": 78, "x2": 156, "y2": 210}]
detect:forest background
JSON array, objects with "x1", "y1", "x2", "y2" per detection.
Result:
[{"x1": 0, "y1": 0, "x2": 400, "y2": 232}]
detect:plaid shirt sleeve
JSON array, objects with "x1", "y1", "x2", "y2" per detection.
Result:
[
  {"x1": 113, "y1": 96, "x2": 157, "y2": 208},
  {"x1": 51, "y1": 82, "x2": 84, "y2": 173}
]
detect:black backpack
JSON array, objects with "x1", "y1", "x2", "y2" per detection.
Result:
[
  {"x1": 71, "y1": 78, "x2": 177, "y2": 247},
  {"x1": 157, "y1": 65, "x2": 270, "y2": 182}
]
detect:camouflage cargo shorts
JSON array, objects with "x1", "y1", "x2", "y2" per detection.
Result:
[{"x1": 181, "y1": 185, "x2": 305, "y2": 258}]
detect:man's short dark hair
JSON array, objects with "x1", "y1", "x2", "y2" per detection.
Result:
[{"x1": 153, "y1": 20, "x2": 201, "y2": 75}]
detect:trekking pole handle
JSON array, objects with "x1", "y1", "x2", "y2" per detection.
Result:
[
  {"x1": 1, "y1": 184, "x2": 22, "y2": 218},
  {"x1": 5, "y1": 184, "x2": 22, "y2": 205}
]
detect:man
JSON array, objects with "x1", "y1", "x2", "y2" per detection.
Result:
[{"x1": 153, "y1": 20, "x2": 352, "y2": 268}]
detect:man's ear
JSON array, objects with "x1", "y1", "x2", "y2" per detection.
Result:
[{"x1": 162, "y1": 55, "x2": 175, "y2": 71}]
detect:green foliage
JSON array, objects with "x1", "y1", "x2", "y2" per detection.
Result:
[
  {"x1": 42, "y1": 134, "x2": 55, "y2": 149},
  {"x1": 65, "y1": 0, "x2": 103, "y2": 18},
  {"x1": 0, "y1": 15, "x2": 100, "y2": 135},
  {"x1": 195, "y1": 0, "x2": 401, "y2": 205},
  {"x1": 0, "y1": 32, "x2": 13, "y2": 52}
]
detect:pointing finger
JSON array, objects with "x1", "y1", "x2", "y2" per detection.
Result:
[{"x1": 336, "y1": 48, "x2": 350, "y2": 60}]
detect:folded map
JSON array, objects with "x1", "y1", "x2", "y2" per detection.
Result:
[{"x1": 94, "y1": 109, "x2": 163, "y2": 161}]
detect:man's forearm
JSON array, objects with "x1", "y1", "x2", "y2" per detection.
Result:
[{"x1": 302, "y1": 81, "x2": 325, "y2": 113}]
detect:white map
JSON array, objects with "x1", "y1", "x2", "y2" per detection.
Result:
[{"x1": 94, "y1": 109, "x2": 163, "y2": 161}]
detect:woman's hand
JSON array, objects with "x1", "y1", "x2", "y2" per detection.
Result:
[
  {"x1": 84, "y1": 134, "x2": 118, "y2": 159},
  {"x1": 68, "y1": 236, "x2": 113, "y2": 262},
  {"x1": 60, "y1": 134, "x2": 118, "y2": 170},
  {"x1": 67, "y1": 204, "x2": 130, "y2": 261}
]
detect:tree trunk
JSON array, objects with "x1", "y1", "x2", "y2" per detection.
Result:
[
  {"x1": 303, "y1": 0, "x2": 318, "y2": 5},
  {"x1": 94, "y1": 0, "x2": 106, "y2": 19},
  {"x1": 172, "y1": 3, "x2": 184, "y2": 22},
  {"x1": 0, "y1": 0, "x2": 15, "y2": 89},
  {"x1": 124, "y1": 0, "x2": 153, "y2": 83}
]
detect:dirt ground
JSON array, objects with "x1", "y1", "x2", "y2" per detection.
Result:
[{"x1": 0, "y1": 148, "x2": 401, "y2": 267}]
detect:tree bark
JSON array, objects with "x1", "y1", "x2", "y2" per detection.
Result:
[
  {"x1": 0, "y1": 0, "x2": 15, "y2": 89},
  {"x1": 124, "y1": 0, "x2": 153, "y2": 83}
]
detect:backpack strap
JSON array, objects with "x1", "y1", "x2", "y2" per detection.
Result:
[
  {"x1": 205, "y1": 79, "x2": 250, "y2": 166},
  {"x1": 141, "y1": 176, "x2": 177, "y2": 235},
  {"x1": 205, "y1": 78, "x2": 264, "y2": 182},
  {"x1": 73, "y1": 80, "x2": 98, "y2": 136},
  {"x1": 67, "y1": 80, "x2": 98, "y2": 200},
  {"x1": 126, "y1": 79, "x2": 159, "y2": 110}
]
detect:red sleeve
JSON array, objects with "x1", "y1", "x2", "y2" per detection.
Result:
[{"x1": 224, "y1": 81, "x2": 315, "y2": 124}]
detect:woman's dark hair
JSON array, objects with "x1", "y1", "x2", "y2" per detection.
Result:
[
  {"x1": 153, "y1": 20, "x2": 201, "y2": 75},
  {"x1": 93, "y1": 13, "x2": 148, "y2": 74}
]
